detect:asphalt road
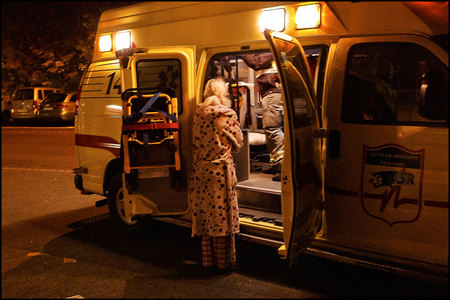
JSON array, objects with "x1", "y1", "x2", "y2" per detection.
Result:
[{"x1": 1, "y1": 125, "x2": 448, "y2": 298}]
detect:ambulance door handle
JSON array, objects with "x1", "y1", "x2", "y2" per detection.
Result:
[{"x1": 327, "y1": 130, "x2": 340, "y2": 159}]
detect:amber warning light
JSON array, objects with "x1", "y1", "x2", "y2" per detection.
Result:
[
  {"x1": 296, "y1": 3, "x2": 321, "y2": 29},
  {"x1": 99, "y1": 34, "x2": 112, "y2": 52},
  {"x1": 260, "y1": 8, "x2": 286, "y2": 32},
  {"x1": 99, "y1": 31, "x2": 132, "y2": 52}
]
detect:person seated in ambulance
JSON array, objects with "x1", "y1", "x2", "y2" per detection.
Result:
[
  {"x1": 373, "y1": 56, "x2": 399, "y2": 117},
  {"x1": 256, "y1": 62, "x2": 284, "y2": 181}
]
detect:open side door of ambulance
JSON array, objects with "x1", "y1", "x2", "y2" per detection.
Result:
[
  {"x1": 116, "y1": 46, "x2": 196, "y2": 222},
  {"x1": 264, "y1": 29, "x2": 324, "y2": 267}
]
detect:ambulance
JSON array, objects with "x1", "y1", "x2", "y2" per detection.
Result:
[{"x1": 73, "y1": 1, "x2": 448, "y2": 282}]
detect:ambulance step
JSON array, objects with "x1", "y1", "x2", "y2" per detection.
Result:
[
  {"x1": 130, "y1": 165, "x2": 176, "y2": 170},
  {"x1": 237, "y1": 188, "x2": 281, "y2": 214},
  {"x1": 236, "y1": 174, "x2": 281, "y2": 214},
  {"x1": 95, "y1": 198, "x2": 109, "y2": 207},
  {"x1": 239, "y1": 207, "x2": 282, "y2": 227}
]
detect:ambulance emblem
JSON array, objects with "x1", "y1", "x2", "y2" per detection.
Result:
[{"x1": 361, "y1": 144, "x2": 424, "y2": 226}]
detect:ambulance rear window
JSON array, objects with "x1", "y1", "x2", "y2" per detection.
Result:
[
  {"x1": 341, "y1": 42, "x2": 448, "y2": 126},
  {"x1": 136, "y1": 59, "x2": 182, "y2": 114}
]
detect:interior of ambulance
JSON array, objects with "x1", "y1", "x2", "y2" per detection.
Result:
[
  {"x1": 201, "y1": 48, "x2": 324, "y2": 228},
  {"x1": 124, "y1": 46, "x2": 323, "y2": 231}
]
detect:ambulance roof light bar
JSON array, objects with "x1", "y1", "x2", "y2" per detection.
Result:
[
  {"x1": 99, "y1": 34, "x2": 112, "y2": 52},
  {"x1": 99, "y1": 31, "x2": 132, "y2": 53},
  {"x1": 295, "y1": 3, "x2": 321, "y2": 29},
  {"x1": 116, "y1": 31, "x2": 131, "y2": 51},
  {"x1": 260, "y1": 8, "x2": 285, "y2": 32}
]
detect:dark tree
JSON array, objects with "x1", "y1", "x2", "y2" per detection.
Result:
[{"x1": 1, "y1": 1, "x2": 137, "y2": 96}]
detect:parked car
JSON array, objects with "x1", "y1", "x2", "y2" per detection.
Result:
[
  {"x1": 37, "y1": 92, "x2": 78, "y2": 124},
  {"x1": 10, "y1": 87, "x2": 62, "y2": 122}
]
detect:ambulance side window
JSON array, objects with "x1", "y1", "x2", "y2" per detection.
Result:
[
  {"x1": 136, "y1": 59, "x2": 183, "y2": 114},
  {"x1": 341, "y1": 42, "x2": 448, "y2": 126}
]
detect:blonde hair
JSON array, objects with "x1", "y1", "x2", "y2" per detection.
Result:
[{"x1": 200, "y1": 78, "x2": 231, "y2": 108}]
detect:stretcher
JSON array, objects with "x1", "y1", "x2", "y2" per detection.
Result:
[{"x1": 121, "y1": 90, "x2": 181, "y2": 191}]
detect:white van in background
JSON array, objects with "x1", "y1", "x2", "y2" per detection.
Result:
[{"x1": 10, "y1": 87, "x2": 62, "y2": 122}]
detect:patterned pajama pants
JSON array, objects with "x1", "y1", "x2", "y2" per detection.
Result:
[{"x1": 201, "y1": 235, "x2": 236, "y2": 269}]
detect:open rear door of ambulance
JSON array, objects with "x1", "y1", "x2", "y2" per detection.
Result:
[
  {"x1": 264, "y1": 29, "x2": 324, "y2": 267},
  {"x1": 116, "y1": 46, "x2": 196, "y2": 220}
]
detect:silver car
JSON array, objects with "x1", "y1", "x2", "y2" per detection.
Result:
[
  {"x1": 11, "y1": 87, "x2": 62, "y2": 121},
  {"x1": 37, "y1": 92, "x2": 78, "y2": 123}
]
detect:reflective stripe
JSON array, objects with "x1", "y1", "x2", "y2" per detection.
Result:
[
  {"x1": 270, "y1": 149, "x2": 284, "y2": 165},
  {"x1": 75, "y1": 134, "x2": 120, "y2": 157}
]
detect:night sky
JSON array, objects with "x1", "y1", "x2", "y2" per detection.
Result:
[{"x1": 2, "y1": 1, "x2": 138, "y2": 48}]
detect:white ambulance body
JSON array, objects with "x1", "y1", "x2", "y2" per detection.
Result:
[{"x1": 74, "y1": 1, "x2": 448, "y2": 282}]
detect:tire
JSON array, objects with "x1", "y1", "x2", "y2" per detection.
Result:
[{"x1": 107, "y1": 173, "x2": 149, "y2": 233}]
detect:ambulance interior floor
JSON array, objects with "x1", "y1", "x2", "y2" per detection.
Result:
[
  {"x1": 237, "y1": 172, "x2": 282, "y2": 227},
  {"x1": 236, "y1": 172, "x2": 281, "y2": 195}
]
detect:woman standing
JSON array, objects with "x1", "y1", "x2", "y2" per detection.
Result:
[{"x1": 190, "y1": 78, "x2": 244, "y2": 271}]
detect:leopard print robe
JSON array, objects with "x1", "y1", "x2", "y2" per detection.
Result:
[{"x1": 190, "y1": 98, "x2": 244, "y2": 237}]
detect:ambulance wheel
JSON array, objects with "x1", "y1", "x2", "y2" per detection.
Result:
[{"x1": 107, "y1": 174, "x2": 147, "y2": 233}]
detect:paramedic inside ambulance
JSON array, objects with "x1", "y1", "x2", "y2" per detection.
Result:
[
  {"x1": 190, "y1": 78, "x2": 244, "y2": 272},
  {"x1": 256, "y1": 61, "x2": 284, "y2": 181}
]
